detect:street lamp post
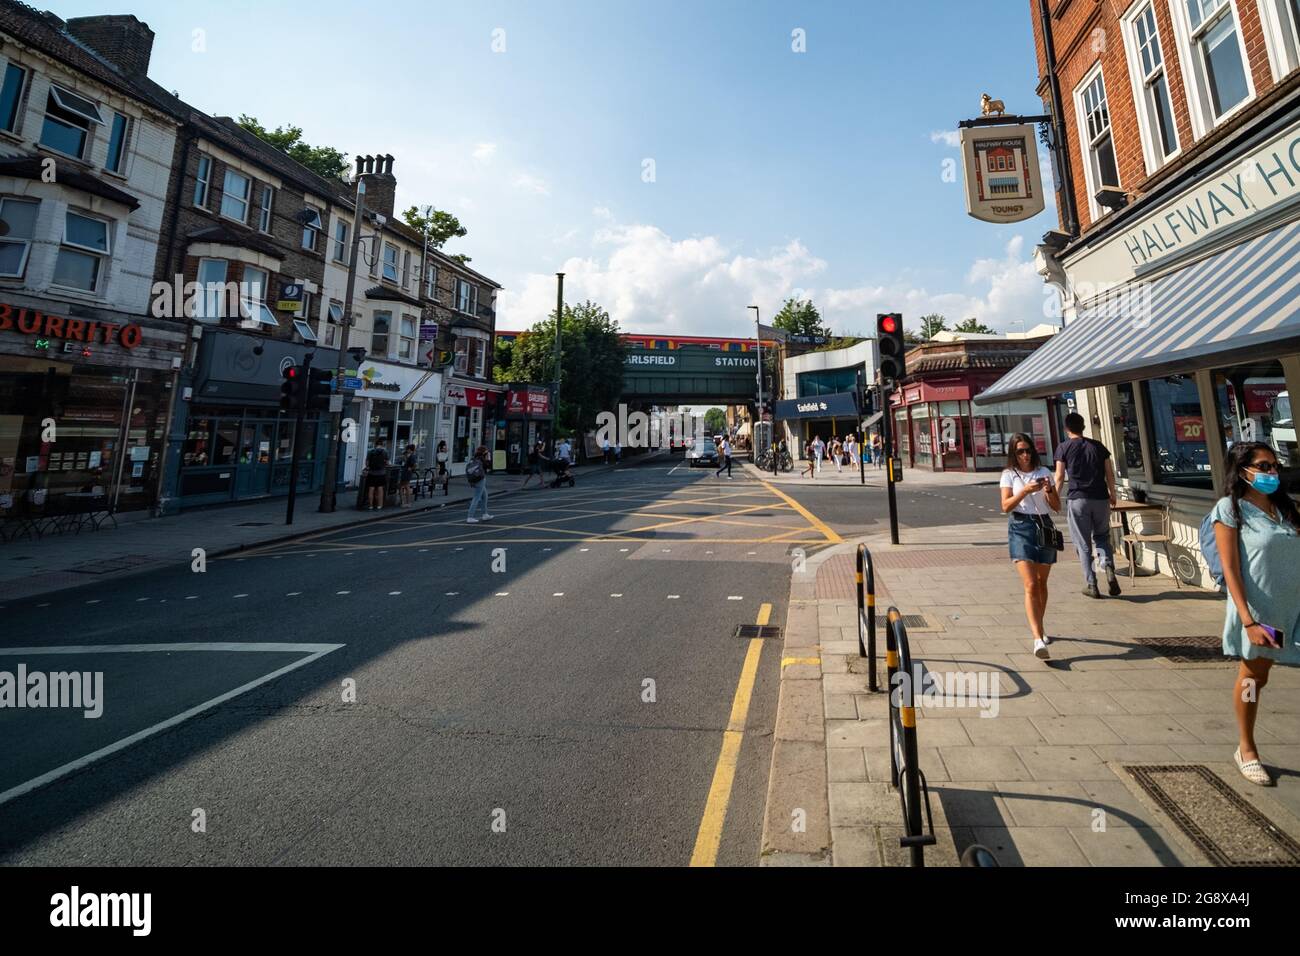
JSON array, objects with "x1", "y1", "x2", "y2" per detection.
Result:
[
  {"x1": 319, "y1": 172, "x2": 369, "y2": 512},
  {"x1": 552, "y1": 273, "x2": 564, "y2": 452},
  {"x1": 749, "y1": 305, "x2": 773, "y2": 474}
]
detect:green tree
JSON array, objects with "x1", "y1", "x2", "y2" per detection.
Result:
[
  {"x1": 919, "y1": 313, "x2": 948, "y2": 340},
  {"x1": 771, "y1": 297, "x2": 826, "y2": 337},
  {"x1": 499, "y1": 301, "x2": 625, "y2": 436},
  {"x1": 235, "y1": 115, "x2": 349, "y2": 182},
  {"x1": 953, "y1": 317, "x2": 994, "y2": 334},
  {"x1": 492, "y1": 337, "x2": 515, "y2": 384},
  {"x1": 703, "y1": 408, "x2": 727, "y2": 435},
  {"x1": 400, "y1": 206, "x2": 468, "y2": 252}
]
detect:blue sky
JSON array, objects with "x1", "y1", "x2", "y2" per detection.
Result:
[{"x1": 52, "y1": 0, "x2": 1059, "y2": 336}]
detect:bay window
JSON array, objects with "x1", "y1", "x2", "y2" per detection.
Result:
[
  {"x1": 399, "y1": 314, "x2": 417, "y2": 360},
  {"x1": 0, "y1": 197, "x2": 38, "y2": 278},
  {"x1": 372, "y1": 310, "x2": 391, "y2": 357},
  {"x1": 53, "y1": 211, "x2": 110, "y2": 293},
  {"x1": 194, "y1": 257, "x2": 228, "y2": 321}
]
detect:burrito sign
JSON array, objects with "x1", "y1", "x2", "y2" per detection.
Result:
[{"x1": 960, "y1": 124, "x2": 1046, "y2": 224}]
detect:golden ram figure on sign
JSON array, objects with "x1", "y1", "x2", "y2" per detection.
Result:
[{"x1": 980, "y1": 93, "x2": 1006, "y2": 117}]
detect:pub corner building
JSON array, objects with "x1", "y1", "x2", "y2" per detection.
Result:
[{"x1": 975, "y1": 53, "x2": 1300, "y2": 588}]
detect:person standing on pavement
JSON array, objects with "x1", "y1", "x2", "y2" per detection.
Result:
[
  {"x1": 802, "y1": 439, "x2": 816, "y2": 479},
  {"x1": 465, "y1": 444, "x2": 493, "y2": 523},
  {"x1": 397, "y1": 443, "x2": 417, "y2": 507},
  {"x1": 845, "y1": 434, "x2": 858, "y2": 470},
  {"x1": 364, "y1": 443, "x2": 389, "y2": 510},
  {"x1": 435, "y1": 440, "x2": 450, "y2": 493},
  {"x1": 1053, "y1": 412, "x2": 1121, "y2": 598},
  {"x1": 1000, "y1": 433, "x2": 1061, "y2": 661},
  {"x1": 811, "y1": 434, "x2": 825, "y2": 477},
  {"x1": 715, "y1": 435, "x2": 733, "y2": 479},
  {"x1": 872, "y1": 433, "x2": 884, "y2": 469},
  {"x1": 831, "y1": 437, "x2": 843, "y2": 473},
  {"x1": 1212, "y1": 442, "x2": 1300, "y2": 787}
]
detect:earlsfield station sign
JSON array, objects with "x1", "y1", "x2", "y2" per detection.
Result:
[{"x1": 0, "y1": 302, "x2": 144, "y2": 349}]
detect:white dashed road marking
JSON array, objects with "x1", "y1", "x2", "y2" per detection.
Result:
[{"x1": 336, "y1": 590, "x2": 350, "y2": 595}]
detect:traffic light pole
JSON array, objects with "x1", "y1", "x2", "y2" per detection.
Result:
[
  {"x1": 881, "y1": 383, "x2": 900, "y2": 545},
  {"x1": 286, "y1": 351, "x2": 314, "y2": 526}
]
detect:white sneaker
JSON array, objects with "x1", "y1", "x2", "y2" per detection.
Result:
[
  {"x1": 481, "y1": 513, "x2": 494, "y2": 521},
  {"x1": 1033, "y1": 638, "x2": 1050, "y2": 660},
  {"x1": 466, "y1": 517, "x2": 479, "y2": 524},
  {"x1": 1041, "y1": 634, "x2": 1052, "y2": 646}
]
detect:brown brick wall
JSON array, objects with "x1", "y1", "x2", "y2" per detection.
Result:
[{"x1": 1030, "y1": 0, "x2": 1298, "y2": 237}]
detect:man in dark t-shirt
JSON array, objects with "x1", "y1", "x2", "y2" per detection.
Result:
[{"x1": 1054, "y1": 412, "x2": 1120, "y2": 597}]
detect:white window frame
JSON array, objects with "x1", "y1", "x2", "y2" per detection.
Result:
[
  {"x1": 220, "y1": 168, "x2": 251, "y2": 223},
  {"x1": 0, "y1": 62, "x2": 27, "y2": 134},
  {"x1": 1122, "y1": 4, "x2": 1182, "y2": 175},
  {"x1": 0, "y1": 197, "x2": 39, "y2": 278},
  {"x1": 239, "y1": 264, "x2": 278, "y2": 329},
  {"x1": 424, "y1": 261, "x2": 437, "y2": 298},
  {"x1": 372, "y1": 310, "x2": 392, "y2": 358},
  {"x1": 257, "y1": 185, "x2": 274, "y2": 233},
  {"x1": 474, "y1": 338, "x2": 486, "y2": 377},
  {"x1": 398, "y1": 314, "x2": 417, "y2": 361},
  {"x1": 104, "y1": 111, "x2": 129, "y2": 175},
  {"x1": 53, "y1": 210, "x2": 111, "y2": 294},
  {"x1": 382, "y1": 242, "x2": 399, "y2": 282},
  {"x1": 194, "y1": 257, "x2": 228, "y2": 322},
  {"x1": 194, "y1": 155, "x2": 212, "y2": 208},
  {"x1": 40, "y1": 85, "x2": 102, "y2": 160},
  {"x1": 1073, "y1": 62, "x2": 1120, "y2": 224},
  {"x1": 402, "y1": 250, "x2": 411, "y2": 290},
  {"x1": 1169, "y1": 0, "x2": 1256, "y2": 138},
  {"x1": 1256, "y1": 0, "x2": 1300, "y2": 79},
  {"x1": 457, "y1": 279, "x2": 479, "y2": 315},
  {"x1": 301, "y1": 207, "x2": 322, "y2": 252},
  {"x1": 454, "y1": 336, "x2": 469, "y2": 373},
  {"x1": 333, "y1": 219, "x2": 350, "y2": 263}
]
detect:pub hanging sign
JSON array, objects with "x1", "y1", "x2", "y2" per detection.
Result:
[{"x1": 960, "y1": 124, "x2": 1046, "y2": 224}]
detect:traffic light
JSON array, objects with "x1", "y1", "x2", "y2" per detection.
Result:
[
  {"x1": 280, "y1": 365, "x2": 302, "y2": 413},
  {"x1": 305, "y1": 367, "x2": 334, "y2": 411},
  {"x1": 862, "y1": 385, "x2": 877, "y2": 417},
  {"x1": 877, "y1": 312, "x2": 906, "y2": 388}
]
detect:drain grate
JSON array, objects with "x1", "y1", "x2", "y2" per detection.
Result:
[
  {"x1": 877, "y1": 614, "x2": 930, "y2": 630},
  {"x1": 1126, "y1": 765, "x2": 1300, "y2": 866},
  {"x1": 735, "y1": 625, "x2": 784, "y2": 640},
  {"x1": 65, "y1": 555, "x2": 154, "y2": 575},
  {"x1": 1135, "y1": 635, "x2": 1230, "y2": 664}
]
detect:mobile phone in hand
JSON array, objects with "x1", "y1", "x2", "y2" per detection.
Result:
[{"x1": 1260, "y1": 624, "x2": 1285, "y2": 649}]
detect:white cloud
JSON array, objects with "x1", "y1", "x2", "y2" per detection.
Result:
[
  {"x1": 496, "y1": 218, "x2": 1051, "y2": 337},
  {"x1": 473, "y1": 142, "x2": 497, "y2": 161},
  {"x1": 930, "y1": 130, "x2": 960, "y2": 148},
  {"x1": 592, "y1": 205, "x2": 613, "y2": 220},
  {"x1": 513, "y1": 172, "x2": 551, "y2": 196}
]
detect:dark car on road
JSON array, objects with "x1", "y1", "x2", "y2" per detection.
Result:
[{"x1": 686, "y1": 439, "x2": 720, "y2": 468}]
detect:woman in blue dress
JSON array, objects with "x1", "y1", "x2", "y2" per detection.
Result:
[{"x1": 1212, "y1": 441, "x2": 1300, "y2": 786}]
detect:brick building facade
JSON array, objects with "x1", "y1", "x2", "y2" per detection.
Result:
[{"x1": 976, "y1": 0, "x2": 1300, "y2": 587}]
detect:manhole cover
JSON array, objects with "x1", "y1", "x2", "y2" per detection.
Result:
[
  {"x1": 1135, "y1": 635, "x2": 1230, "y2": 664},
  {"x1": 735, "y1": 625, "x2": 784, "y2": 640},
  {"x1": 236, "y1": 521, "x2": 273, "y2": 527},
  {"x1": 1126, "y1": 765, "x2": 1300, "y2": 866}
]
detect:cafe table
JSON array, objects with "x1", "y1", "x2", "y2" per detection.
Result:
[{"x1": 1111, "y1": 498, "x2": 1164, "y2": 576}]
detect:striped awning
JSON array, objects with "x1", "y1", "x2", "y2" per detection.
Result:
[{"x1": 974, "y1": 218, "x2": 1300, "y2": 405}]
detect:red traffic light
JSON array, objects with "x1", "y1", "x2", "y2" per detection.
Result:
[
  {"x1": 283, "y1": 366, "x2": 299, "y2": 379},
  {"x1": 880, "y1": 315, "x2": 898, "y2": 334}
]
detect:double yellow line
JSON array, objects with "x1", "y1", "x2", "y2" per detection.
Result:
[{"x1": 689, "y1": 601, "x2": 772, "y2": 867}]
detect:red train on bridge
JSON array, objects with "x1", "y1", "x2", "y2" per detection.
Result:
[{"x1": 494, "y1": 331, "x2": 776, "y2": 353}]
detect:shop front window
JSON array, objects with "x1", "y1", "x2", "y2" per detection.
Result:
[
  {"x1": 972, "y1": 402, "x2": 1049, "y2": 469},
  {"x1": 1142, "y1": 375, "x2": 1212, "y2": 489},
  {"x1": 893, "y1": 409, "x2": 910, "y2": 461},
  {"x1": 911, "y1": 405, "x2": 933, "y2": 467},
  {"x1": 1212, "y1": 360, "x2": 1299, "y2": 494},
  {"x1": 1114, "y1": 383, "x2": 1145, "y2": 478}
]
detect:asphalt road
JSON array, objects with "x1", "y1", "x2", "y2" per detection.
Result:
[{"x1": 0, "y1": 454, "x2": 841, "y2": 866}]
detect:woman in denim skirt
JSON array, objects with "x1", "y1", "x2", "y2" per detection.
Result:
[{"x1": 1000, "y1": 433, "x2": 1061, "y2": 660}]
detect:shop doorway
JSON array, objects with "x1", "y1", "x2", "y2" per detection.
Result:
[{"x1": 235, "y1": 421, "x2": 274, "y2": 497}]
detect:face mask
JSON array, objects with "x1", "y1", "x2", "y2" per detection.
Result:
[{"x1": 1250, "y1": 471, "x2": 1281, "y2": 495}]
